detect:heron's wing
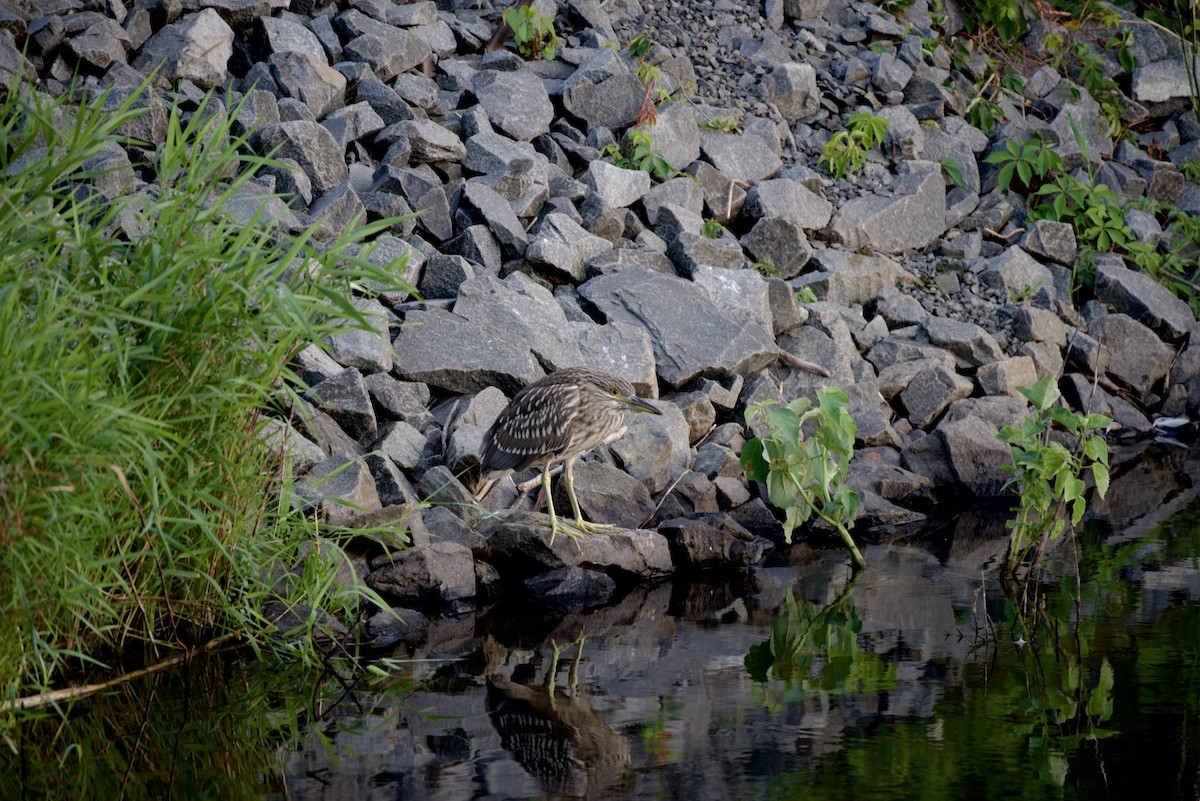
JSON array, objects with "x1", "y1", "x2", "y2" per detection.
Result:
[{"x1": 480, "y1": 383, "x2": 581, "y2": 473}]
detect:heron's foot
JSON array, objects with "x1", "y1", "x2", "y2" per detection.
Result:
[{"x1": 538, "y1": 517, "x2": 618, "y2": 547}]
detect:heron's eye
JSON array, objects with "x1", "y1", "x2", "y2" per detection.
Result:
[{"x1": 610, "y1": 388, "x2": 620, "y2": 396}]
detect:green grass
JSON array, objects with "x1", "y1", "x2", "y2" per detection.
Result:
[{"x1": 0, "y1": 79, "x2": 410, "y2": 720}]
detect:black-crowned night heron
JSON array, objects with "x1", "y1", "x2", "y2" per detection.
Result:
[{"x1": 480, "y1": 367, "x2": 661, "y2": 543}]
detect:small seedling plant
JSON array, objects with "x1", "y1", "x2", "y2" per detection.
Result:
[
  {"x1": 984, "y1": 134, "x2": 1062, "y2": 194},
  {"x1": 601, "y1": 127, "x2": 676, "y2": 181},
  {"x1": 501, "y1": 4, "x2": 558, "y2": 61},
  {"x1": 820, "y1": 112, "x2": 889, "y2": 180},
  {"x1": 997, "y1": 376, "x2": 1111, "y2": 576},
  {"x1": 741, "y1": 388, "x2": 867, "y2": 570}
]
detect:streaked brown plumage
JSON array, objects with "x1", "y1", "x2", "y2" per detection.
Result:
[{"x1": 481, "y1": 367, "x2": 661, "y2": 542}]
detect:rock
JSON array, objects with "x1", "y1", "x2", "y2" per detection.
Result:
[
  {"x1": 668, "y1": 231, "x2": 745, "y2": 275},
  {"x1": 922, "y1": 316, "x2": 1005, "y2": 368},
  {"x1": 898, "y1": 364, "x2": 973, "y2": 429},
  {"x1": 375, "y1": 420, "x2": 429, "y2": 471},
  {"x1": 486, "y1": 523, "x2": 674, "y2": 581},
  {"x1": 743, "y1": 217, "x2": 812, "y2": 278},
  {"x1": 342, "y1": 26, "x2": 429, "y2": 81},
  {"x1": 1089, "y1": 313, "x2": 1174, "y2": 397},
  {"x1": 322, "y1": 101, "x2": 385, "y2": 148},
  {"x1": 799, "y1": 250, "x2": 901, "y2": 306},
  {"x1": 563, "y1": 71, "x2": 645, "y2": 130},
  {"x1": 309, "y1": 368, "x2": 377, "y2": 445},
  {"x1": 255, "y1": 120, "x2": 348, "y2": 195},
  {"x1": 415, "y1": 465, "x2": 480, "y2": 525},
  {"x1": 294, "y1": 453, "x2": 382, "y2": 525},
  {"x1": 391, "y1": 308, "x2": 544, "y2": 395},
  {"x1": 269, "y1": 52, "x2": 346, "y2": 118},
  {"x1": 828, "y1": 164, "x2": 946, "y2": 254},
  {"x1": 904, "y1": 415, "x2": 1011, "y2": 497},
  {"x1": 1094, "y1": 258, "x2": 1194, "y2": 343},
  {"x1": 977, "y1": 246, "x2": 1055, "y2": 305},
  {"x1": 1011, "y1": 306, "x2": 1068, "y2": 347},
  {"x1": 326, "y1": 297, "x2": 393, "y2": 374},
  {"x1": 977, "y1": 355, "x2": 1038, "y2": 396},
  {"x1": 1020, "y1": 219, "x2": 1077, "y2": 265},
  {"x1": 743, "y1": 178, "x2": 833, "y2": 229},
  {"x1": 472, "y1": 68, "x2": 554, "y2": 141},
  {"x1": 367, "y1": 541, "x2": 476, "y2": 608},
  {"x1": 260, "y1": 418, "x2": 325, "y2": 475},
  {"x1": 652, "y1": 100, "x2": 701, "y2": 170},
  {"x1": 584, "y1": 159, "x2": 652, "y2": 209},
  {"x1": 392, "y1": 119, "x2": 466, "y2": 163},
  {"x1": 523, "y1": 567, "x2": 616, "y2": 610},
  {"x1": 133, "y1": 9, "x2": 233, "y2": 89},
  {"x1": 698, "y1": 128, "x2": 783, "y2": 184},
  {"x1": 553, "y1": 460, "x2": 655, "y2": 531},
  {"x1": 578, "y1": 266, "x2": 778, "y2": 387},
  {"x1": 761, "y1": 62, "x2": 820, "y2": 122},
  {"x1": 658, "y1": 515, "x2": 772, "y2": 569},
  {"x1": 459, "y1": 181, "x2": 528, "y2": 258},
  {"x1": 525, "y1": 212, "x2": 614, "y2": 282},
  {"x1": 364, "y1": 605, "x2": 429, "y2": 648}
]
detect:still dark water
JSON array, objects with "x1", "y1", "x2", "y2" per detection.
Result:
[{"x1": 6, "y1": 449, "x2": 1200, "y2": 800}]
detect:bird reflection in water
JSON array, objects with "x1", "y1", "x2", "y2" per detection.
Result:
[{"x1": 484, "y1": 634, "x2": 631, "y2": 798}]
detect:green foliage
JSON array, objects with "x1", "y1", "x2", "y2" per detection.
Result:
[
  {"x1": 984, "y1": 133, "x2": 1062, "y2": 193},
  {"x1": 997, "y1": 376, "x2": 1111, "y2": 575},
  {"x1": 1180, "y1": 157, "x2": 1200, "y2": 181},
  {"x1": 741, "y1": 388, "x2": 866, "y2": 569},
  {"x1": 752, "y1": 256, "x2": 779, "y2": 278},
  {"x1": 965, "y1": 88, "x2": 1004, "y2": 135},
  {"x1": 794, "y1": 287, "x2": 818, "y2": 303},
  {"x1": 1032, "y1": 175, "x2": 1131, "y2": 251},
  {"x1": 699, "y1": 115, "x2": 739, "y2": 133},
  {"x1": 700, "y1": 217, "x2": 727, "y2": 239},
  {"x1": 502, "y1": 4, "x2": 559, "y2": 61},
  {"x1": 745, "y1": 583, "x2": 897, "y2": 707},
  {"x1": 940, "y1": 157, "x2": 965, "y2": 187},
  {"x1": 601, "y1": 126, "x2": 677, "y2": 181},
  {"x1": 0, "y1": 82, "x2": 410, "y2": 704},
  {"x1": 819, "y1": 112, "x2": 889, "y2": 180},
  {"x1": 961, "y1": 0, "x2": 1028, "y2": 45}
]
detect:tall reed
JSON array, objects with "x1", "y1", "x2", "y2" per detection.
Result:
[{"x1": 0, "y1": 79, "x2": 409, "y2": 711}]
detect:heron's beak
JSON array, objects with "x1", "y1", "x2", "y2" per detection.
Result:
[{"x1": 622, "y1": 395, "x2": 661, "y2": 415}]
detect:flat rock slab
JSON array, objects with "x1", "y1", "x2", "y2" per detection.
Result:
[
  {"x1": 391, "y1": 308, "x2": 544, "y2": 394},
  {"x1": 579, "y1": 266, "x2": 778, "y2": 387},
  {"x1": 471, "y1": 68, "x2": 554, "y2": 141},
  {"x1": 828, "y1": 165, "x2": 945, "y2": 254},
  {"x1": 486, "y1": 521, "x2": 674, "y2": 580},
  {"x1": 1095, "y1": 259, "x2": 1194, "y2": 343}
]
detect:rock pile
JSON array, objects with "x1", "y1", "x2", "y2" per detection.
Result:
[{"x1": 7, "y1": 0, "x2": 1199, "y2": 638}]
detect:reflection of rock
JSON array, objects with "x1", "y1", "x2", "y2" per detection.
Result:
[{"x1": 484, "y1": 636, "x2": 631, "y2": 799}]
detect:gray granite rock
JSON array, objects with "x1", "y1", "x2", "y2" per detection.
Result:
[
  {"x1": 472, "y1": 68, "x2": 554, "y2": 141},
  {"x1": 798, "y1": 250, "x2": 901, "y2": 306},
  {"x1": 256, "y1": 120, "x2": 348, "y2": 195},
  {"x1": 898, "y1": 364, "x2": 973, "y2": 429},
  {"x1": 698, "y1": 129, "x2": 783, "y2": 184},
  {"x1": 828, "y1": 164, "x2": 946, "y2": 253},
  {"x1": 525, "y1": 212, "x2": 613, "y2": 282},
  {"x1": 367, "y1": 541, "x2": 476, "y2": 607},
  {"x1": 579, "y1": 266, "x2": 778, "y2": 387},
  {"x1": 391, "y1": 308, "x2": 543, "y2": 394},
  {"x1": 1094, "y1": 258, "x2": 1194, "y2": 343},
  {"x1": 309, "y1": 367, "x2": 378, "y2": 445},
  {"x1": 133, "y1": 9, "x2": 233, "y2": 89},
  {"x1": 1090, "y1": 313, "x2": 1174, "y2": 397},
  {"x1": 761, "y1": 61, "x2": 820, "y2": 122},
  {"x1": 922, "y1": 316, "x2": 1005, "y2": 368},
  {"x1": 294, "y1": 453, "x2": 382, "y2": 526}
]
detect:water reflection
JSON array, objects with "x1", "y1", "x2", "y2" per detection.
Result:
[{"x1": 6, "y1": 453, "x2": 1200, "y2": 801}]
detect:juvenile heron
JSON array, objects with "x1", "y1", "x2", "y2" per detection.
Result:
[{"x1": 480, "y1": 367, "x2": 661, "y2": 543}]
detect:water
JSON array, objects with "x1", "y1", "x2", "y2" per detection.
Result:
[{"x1": 6, "y1": 452, "x2": 1200, "y2": 800}]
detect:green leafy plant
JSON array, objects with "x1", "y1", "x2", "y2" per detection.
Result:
[
  {"x1": 741, "y1": 388, "x2": 866, "y2": 570},
  {"x1": 701, "y1": 217, "x2": 728, "y2": 239},
  {"x1": 984, "y1": 133, "x2": 1062, "y2": 193},
  {"x1": 997, "y1": 376, "x2": 1111, "y2": 575},
  {"x1": 1032, "y1": 175, "x2": 1131, "y2": 252},
  {"x1": 965, "y1": 87, "x2": 1004, "y2": 135},
  {"x1": 753, "y1": 256, "x2": 779, "y2": 278},
  {"x1": 601, "y1": 126, "x2": 676, "y2": 181},
  {"x1": 502, "y1": 4, "x2": 559, "y2": 61},
  {"x1": 820, "y1": 112, "x2": 889, "y2": 180},
  {"x1": 1180, "y1": 157, "x2": 1200, "y2": 181},
  {"x1": 940, "y1": 157, "x2": 965, "y2": 187},
  {"x1": 699, "y1": 115, "x2": 740, "y2": 133},
  {"x1": 794, "y1": 287, "x2": 818, "y2": 303},
  {"x1": 961, "y1": 0, "x2": 1028, "y2": 45}
]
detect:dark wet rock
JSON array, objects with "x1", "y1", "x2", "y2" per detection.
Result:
[
  {"x1": 1061, "y1": 373, "x2": 1152, "y2": 434},
  {"x1": 368, "y1": 541, "x2": 476, "y2": 608},
  {"x1": 486, "y1": 523, "x2": 674, "y2": 581},
  {"x1": 132, "y1": 9, "x2": 232, "y2": 89},
  {"x1": 579, "y1": 266, "x2": 778, "y2": 387},
  {"x1": 364, "y1": 605, "x2": 429, "y2": 648},
  {"x1": 658, "y1": 515, "x2": 772, "y2": 569},
  {"x1": 523, "y1": 566, "x2": 616, "y2": 610},
  {"x1": 421, "y1": 505, "x2": 488, "y2": 552}
]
